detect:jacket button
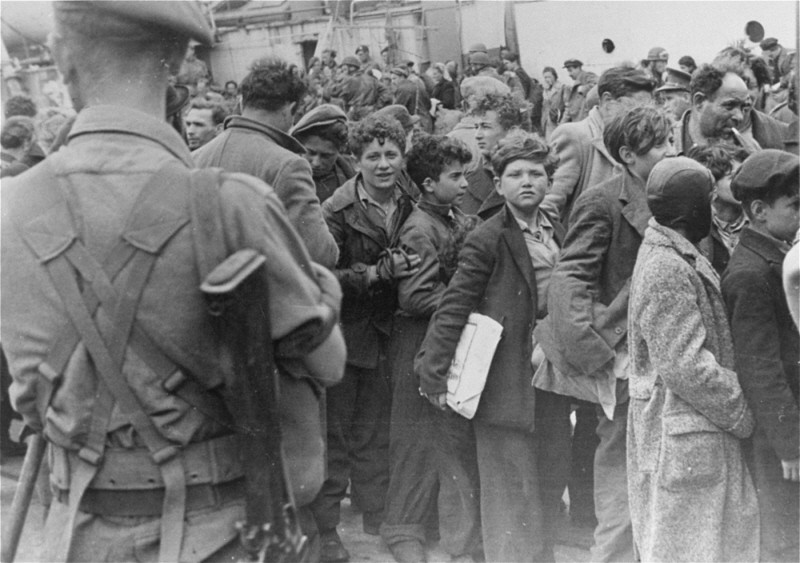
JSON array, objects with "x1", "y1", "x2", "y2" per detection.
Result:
[{"x1": 614, "y1": 327, "x2": 622, "y2": 335}]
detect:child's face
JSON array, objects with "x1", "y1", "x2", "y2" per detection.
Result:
[
  {"x1": 473, "y1": 111, "x2": 506, "y2": 158},
  {"x1": 495, "y1": 159, "x2": 549, "y2": 215},
  {"x1": 628, "y1": 136, "x2": 675, "y2": 181},
  {"x1": 712, "y1": 161, "x2": 742, "y2": 206},
  {"x1": 761, "y1": 193, "x2": 800, "y2": 243},
  {"x1": 425, "y1": 161, "x2": 469, "y2": 207}
]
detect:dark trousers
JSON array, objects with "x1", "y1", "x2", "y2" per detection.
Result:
[
  {"x1": 310, "y1": 362, "x2": 391, "y2": 532},
  {"x1": 744, "y1": 426, "x2": 800, "y2": 562},
  {"x1": 568, "y1": 401, "x2": 598, "y2": 521},
  {"x1": 473, "y1": 390, "x2": 571, "y2": 562},
  {"x1": 381, "y1": 317, "x2": 481, "y2": 557}
]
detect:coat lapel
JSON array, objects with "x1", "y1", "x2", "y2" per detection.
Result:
[
  {"x1": 619, "y1": 171, "x2": 651, "y2": 237},
  {"x1": 501, "y1": 208, "x2": 538, "y2": 301}
]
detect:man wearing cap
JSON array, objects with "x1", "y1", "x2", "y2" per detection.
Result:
[
  {"x1": 194, "y1": 57, "x2": 339, "y2": 269},
  {"x1": 290, "y1": 104, "x2": 356, "y2": 203},
  {"x1": 560, "y1": 59, "x2": 598, "y2": 124},
  {"x1": 1, "y1": 2, "x2": 346, "y2": 561},
  {"x1": 328, "y1": 55, "x2": 391, "y2": 120},
  {"x1": 760, "y1": 37, "x2": 797, "y2": 91},
  {"x1": 642, "y1": 47, "x2": 669, "y2": 89},
  {"x1": 655, "y1": 67, "x2": 692, "y2": 120},
  {"x1": 676, "y1": 63, "x2": 789, "y2": 154},
  {"x1": 545, "y1": 65, "x2": 654, "y2": 221}
]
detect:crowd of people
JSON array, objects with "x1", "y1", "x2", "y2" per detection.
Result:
[{"x1": 1, "y1": 2, "x2": 798, "y2": 563}]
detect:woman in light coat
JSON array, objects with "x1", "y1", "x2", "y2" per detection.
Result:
[{"x1": 627, "y1": 157, "x2": 759, "y2": 562}]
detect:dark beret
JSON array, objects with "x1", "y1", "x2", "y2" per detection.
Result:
[
  {"x1": 563, "y1": 59, "x2": 583, "y2": 68},
  {"x1": 731, "y1": 149, "x2": 799, "y2": 201},
  {"x1": 56, "y1": 0, "x2": 213, "y2": 45},
  {"x1": 647, "y1": 157, "x2": 714, "y2": 226},
  {"x1": 290, "y1": 104, "x2": 348, "y2": 139},
  {"x1": 759, "y1": 37, "x2": 779, "y2": 51}
]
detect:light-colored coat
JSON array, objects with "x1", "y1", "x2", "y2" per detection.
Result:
[{"x1": 627, "y1": 219, "x2": 759, "y2": 562}]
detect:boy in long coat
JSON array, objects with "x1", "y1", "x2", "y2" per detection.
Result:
[
  {"x1": 416, "y1": 132, "x2": 571, "y2": 562},
  {"x1": 628, "y1": 157, "x2": 758, "y2": 562}
]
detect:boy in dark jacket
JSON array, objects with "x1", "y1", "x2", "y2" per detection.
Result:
[
  {"x1": 722, "y1": 149, "x2": 800, "y2": 563},
  {"x1": 381, "y1": 135, "x2": 481, "y2": 563},
  {"x1": 416, "y1": 131, "x2": 570, "y2": 562}
]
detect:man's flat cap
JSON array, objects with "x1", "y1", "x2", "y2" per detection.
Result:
[
  {"x1": 374, "y1": 105, "x2": 419, "y2": 132},
  {"x1": 290, "y1": 104, "x2": 348, "y2": 139},
  {"x1": 655, "y1": 67, "x2": 692, "y2": 93},
  {"x1": 390, "y1": 66, "x2": 409, "y2": 78},
  {"x1": 563, "y1": 59, "x2": 583, "y2": 68},
  {"x1": 468, "y1": 42, "x2": 488, "y2": 54},
  {"x1": 731, "y1": 149, "x2": 799, "y2": 201},
  {"x1": 341, "y1": 56, "x2": 361, "y2": 68},
  {"x1": 760, "y1": 37, "x2": 779, "y2": 51},
  {"x1": 460, "y1": 76, "x2": 510, "y2": 99},
  {"x1": 56, "y1": 1, "x2": 214, "y2": 45},
  {"x1": 646, "y1": 47, "x2": 669, "y2": 61},
  {"x1": 469, "y1": 52, "x2": 491, "y2": 67}
]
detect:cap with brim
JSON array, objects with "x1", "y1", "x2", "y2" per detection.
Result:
[
  {"x1": 290, "y1": 104, "x2": 348, "y2": 138},
  {"x1": 646, "y1": 47, "x2": 669, "y2": 61},
  {"x1": 57, "y1": 0, "x2": 214, "y2": 45},
  {"x1": 374, "y1": 105, "x2": 418, "y2": 132},
  {"x1": 760, "y1": 37, "x2": 779, "y2": 51},
  {"x1": 563, "y1": 59, "x2": 583, "y2": 68},
  {"x1": 468, "y1": 43, "x2": 488, "y2": 54},
  {"x1": 655, "y1": 67, "x2": 692, "y2": 93},
  {"x1": 731, "y1": 149, "x2": 799, "y2": 202}
]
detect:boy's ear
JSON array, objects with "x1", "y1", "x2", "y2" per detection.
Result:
[
  {"x1": 421, "y1": 177, "x2": 435, "y2": 195},
  {"x1": 748, "y1": 199, "x2": 766, "y2": 221},
  {"x1": 494, "y1": 175, "x2": 503, "y2": 195},
  {"x1": 617, "y1": 145, "x2": 637, "y2": 167}
]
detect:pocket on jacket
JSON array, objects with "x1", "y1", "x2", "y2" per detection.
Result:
[{"x1": 658, "y1": 414, "x2": 723, "y2": 491}]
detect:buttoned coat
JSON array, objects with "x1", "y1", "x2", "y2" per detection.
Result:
[
  {"x1": 416, "y1": 205, "x2": 564, "y2": 432},
  {"x1": 193, "y1": 115, "x2": 339, "y2": 268},
  {"x1": 543, "y1": 106, "x2": 621, "y2": 222},
  {"x1": 722, "y1": 228, "x2": 800, "y2": 462},
  {"x1": 534, "y1": 168, "x2": 650, "y2": 406},
  {"x1": 627, "y1": 220, "x2": 758, "y2": 562},
  {"x1": 322, "y1": 175, "x2": 415, "y2": 369}
]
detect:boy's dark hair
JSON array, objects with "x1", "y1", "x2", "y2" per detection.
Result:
[
  {"x1": 678, "y1": 55, "x2": 697, "y2": 73},
  {"x1": 597, "y1": 66, "x2": 655, "y2": 100},
  {"x1": 603, "y1": 105, "x2": 673, "y2": 165},
  {"x1": 241, "y1": 57, "x2": 307, "y2": 112},
  {"x1": 686, "y1": 143, "x2": 749, "y2": 181},
  {"x1": 294, "y1": 121, "x2": 349, "y2": 152},
  {"x1": 491, "y1": 130, "x2": 558, "y2": 178},
  {"x1": 348, "y1": 114, "x2": 406, "y2": 158},
  {"x1": 4, "y1": 95, "x2": 37, "y2": 119},
  {"x1": 1, "y1": 116, "x2": 36, "y2": 149},
  {"x1": 469, "y1": 93, "x2": 524, "y2": 131},
  {"x1": 189, "y1": 100, "x2": 229, "y2": 126},
  {"x1": 406, "y1": 134, "x2": 472, "y2": 188}
]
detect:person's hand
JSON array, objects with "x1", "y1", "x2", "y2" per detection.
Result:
[
  {"x1": 374, "y1": 247, "x2": 421, "y2": 283},
  {"x1": 731, "y1": 127, "x2": 762, "y2": 154},
  {"x1": 420, "y1": 389, "x2": 448, "y2": 411},
  {"x1": 781, "y1": 458, "x2": 800, "y2": 482}
]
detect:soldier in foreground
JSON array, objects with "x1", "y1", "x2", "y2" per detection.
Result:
[{"x1": 0, "y1": 2, "x2": 345, "y2": 561}]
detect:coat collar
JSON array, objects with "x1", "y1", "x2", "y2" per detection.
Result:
[
  {"x1": 587, "y1": 108, "x2": 616, "y2": 167},
  {"x1": 738, "y1": 227, "x2": 788, "y2": 265},
  {"x1": 500, "y1": 205, "x2": 538, "y2": 299},
  {"x1": 223, "y1": 115, "x2": 307, "y2": 155},
  {"x1": 67, "y1": 105, "x2": 194, "y2": 167},
  {"x1": 618, "y1": 168, "x2": 651, "y2": 237}
]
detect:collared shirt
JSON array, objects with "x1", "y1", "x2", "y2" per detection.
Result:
[
  {"x1": 712, "y1": 211, "x2": 748, "y2": 256},
  {"x1": 514, "y1": 210, "x2": 559, "y2": 317},
  {"x1": 357, "y1": 178, "x2": 399, "y2": 227}
]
